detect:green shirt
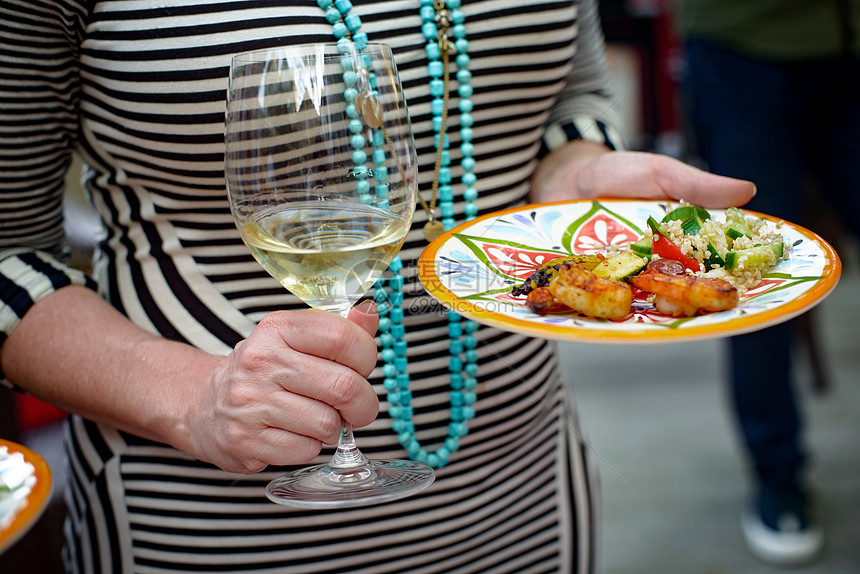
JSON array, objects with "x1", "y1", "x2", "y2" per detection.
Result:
[{"x1": 675, "y1": 0, "x2": 860, "y2": 61}]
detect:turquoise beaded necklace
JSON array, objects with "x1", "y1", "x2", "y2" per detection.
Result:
[{"x1": 318, "y1": 0, "x2": 478, "y2": 469}]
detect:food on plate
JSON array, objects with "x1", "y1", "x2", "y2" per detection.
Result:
[
  {"x1": 627, "y1": 260, "x2": 739, "y2": 317},
  {"x1": 511, "y1": 202, "x2": 788, "y2": 319},
  {"x1": 511, "y1": 254, "x2": 602, "y2": 297},
  {"x1": 548, "y1": 264, "x2": 634, "y2": 320}
]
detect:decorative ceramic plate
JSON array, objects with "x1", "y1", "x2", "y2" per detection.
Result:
[
  {"x1": 418, "y1": 199, "x2": 841, "y2": 344},
  {"x1": 0, "y1": 439, "x2": 52, "y2": 554}
]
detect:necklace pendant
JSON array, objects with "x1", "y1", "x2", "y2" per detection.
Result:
[{"x1": 423, "y1": 219, "x2": 446, "y2": 243}]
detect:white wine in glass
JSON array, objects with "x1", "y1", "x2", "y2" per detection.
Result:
[{"x1": 225, "y1": 43, "x2": 434, "y2": 508}]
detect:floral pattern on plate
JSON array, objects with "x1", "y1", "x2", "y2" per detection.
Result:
[{"x1": 419, "y1": 200, "x2": 841, "y2": 344}]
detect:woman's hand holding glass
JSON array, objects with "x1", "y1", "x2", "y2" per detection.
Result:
[{"x1": 184, "y1": 304, "x2": 380, "y2": 475}]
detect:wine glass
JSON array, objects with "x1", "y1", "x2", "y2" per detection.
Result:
[{"x1": 225, "y1": 43, "x2": 434, "y2": 508}]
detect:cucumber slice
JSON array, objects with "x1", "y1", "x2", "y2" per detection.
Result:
[
  {"x1": 628, "y1": 236, "x2": 652, "y2": 258},
  {"x1": 725, "y1": 207, "x2": 755, "y2": 239},
  {"x1": 724, "y1": 241, "x2": 784, "y2": 271}
]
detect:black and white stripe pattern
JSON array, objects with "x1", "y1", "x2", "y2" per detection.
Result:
[{"x1": 2, "y1": 0, "x2": 621, "y2": 571}]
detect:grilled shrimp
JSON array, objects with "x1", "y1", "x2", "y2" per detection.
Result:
[
  {"x1": 525, "y1": 287, "x2": 570, "y2": 316},
  {"x1": 628, "y1": 268, "x2": 739, "y2": 317},
  {"x1": 549, "y1": 264, "x2": 633, "y2": 319}
]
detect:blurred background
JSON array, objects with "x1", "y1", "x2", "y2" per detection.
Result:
[{"x1": 2, "y1": 0, "x2": 858, "y2": 572}]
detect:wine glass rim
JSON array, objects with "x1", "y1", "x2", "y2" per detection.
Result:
[{"x1": 230, "y1": 42, "x2": 393, "y2": 65}]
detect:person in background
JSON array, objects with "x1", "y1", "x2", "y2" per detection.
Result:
[
  {"x1": 675, "y1": 0, "x2": 859, "y2": 566},
  {"x1": 1, "y1": 0, "x2": 754, "y2": 572}
]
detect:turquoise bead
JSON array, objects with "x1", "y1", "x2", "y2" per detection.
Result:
[
  {"x1": 332, "y1": 21, "x2": 348, "y2": 38},
  {"x1": 393, "y1": 340, "x2": 407, "y2": 356},
  {"x1": 462, "y1": 172, "x2": 476, "y2": 186},
  {"x1": 422, "y1": 22, "x2": 437, "y2": 39},
  {"x1": 353, "y1": 32, "x2": 368, "y2": 50},
  {"x1": 441, "y1": 149, "x2": 450, "y2": 165},
  {"x1": 420, "y1": 5, "x2": 435, "y2": 21},
  {"x1": 343, "y1": 70, "x2": 357, "y2": 86},
  {"x1": 387, "y1": 391, "x2": 399, "y2": 404},
  {"x1": 462, "y1": 406, "x2": 475, "y2": 420},
  {"x1": 376, "y1": 198, "x2": 389, "y2": 208},
  {"x1": 389, "y1": 307, "x2": 403, "y2": 323},
  {"x1": 350, "y1": 134, "x2": 365, "y2": 149},
  {"x1": 460, "y1": 112, "x2": 474, "y2": 127},
  {"x1": 452, "y1": 24, "x2": 466, "y2": 39},
  {"x1": 391, "y1": 324, "x2": 405, "y2": 338},
  {"x1": 384, "y1": 377, "x2": 397, "y2": 391},
  {"x1": 426, "y1": 42, "x2": 441, "y2": 61},
  {"x1": 465, "y1": 349, "x2": 478, "y2": 363},
  {"x1": 325, "y1": 6, "x2": 341, "y2": 23},
  {"x1": 463, "y1": 333, "x2": 477, "y2": 348},
  {"x1": 420, "y1": 0, "x2": 434, "y2": 5},
  {"x1": 436, "y1": 448, "x2": 450, "y2": 462},
  {"x1": 460, "y1": 127, "x2": 473, "y2": 142},
  {"x1": 356, "y1": 179, "x2": 370, "y2": 194},
  {"x1": 432, "y1": 116, "x2": 442, "y2": 133},
  {"x1": 389, "y1": 405, "x2": 402, "y2": 418},
  {"x1": 428, "y1": 60, "x2": 443, "y2": 78},
  {"x1": 397, "y1": 432, "x2": 412, "y2": 445},
  {"x1": 449, "y1": 339, "x2": 464, "y2": 354},
  {"x1": 448, "y1": 322, "x2": 463, "y2": 337},
  {"x1": 464, "y1": 377, "x2": 477, "y2": 390},
  {"x1": 439, "y1": 166, "x2": 451, "y2": 184},
  {"x1": 449, "y1": 373, "x2": 463, "y2": 389},
  {"x1": 336, "y1": 37, "x2": 352, "y2": 54},
  {"x1": 317, "y1": 0, "x2": 332, "y2": 9},
  {"x1": 348, "y1": 118, "x2": 363, "y2": 133},
  {"x1": 440, "y1": 203, "x2": 455, "y2": 218},
  {"x1": 399, "y1": 405, "x2": 413, "y2": 419},
  {"x1": 389, "y1": 274, "x2": 404, "y2": 290},
  {"x1": 451, "y1": 406, "x2": 463, "y2": 420},
  {"x1": 463, "y1": 187, "x2": 477, "y2": 201},
  {"x1": 378, "y1": 317, "x2": 391, "y2": 331},
  {"x1": 375, "y1": 183, "x2": 389, "y2": 197},
  {"x1": 456, "y1": 68, "x2": 471, "y2": 83},
  {"x1": 389, "y1": 257, "x2": 403, "y2": 272},
  {"x1": 458, "y1": 84, "x2": 473, "y2": 98},
  {"x1": 465, "y1": 363, "x2": 479, "y2": 376},
  {"x1": 458, "y1": 98, "x2": 473, "y2": 112},
  {"x1": 372, "y1": 148, "x2": 386, "y2": 164},
  {"x1": 431, "y1": 98, "x2": 444, "y2": 115},
  {"x1": 462, "y1": 157, "x2": 476, "y2": 171},
  {"x1": 398, "y1": 389, "x2": 412, "y2": 403},
  {"x1": 450, "y1": 391, "x2": 464, "y2": 406},
  {"x1": 414, "y1": 450, "x2": 428, "y2": 463},
  {"x1": 388, "y1": 291, "x2": 403, "y2": 306},
  {"x1": 352, "y1": 150, "x2": 367, "y2": 164},
  {"x1": 427, "y1": 453, "x2": 439, "y2": 468},
  {"x1": 438, "y1": 184, "x2": 453, "y2": 201},
  {"x1": 391, "y1": 419, "x2": 405, "y2": 432},
  {"x1": 381, "y1": 348, "x2": 396, "y2": 364},
  {"x1": 442, "y1": 217, "x2": 455, "y2": 230},
  {"x1": 455, "y1": 38, "x2": 468, "y2": 53},
  {"x1": 359, "y1": 193, "x2": 373, "y2": 205},
  {"x1": 334, "y1": 0, "x2": 352, "y2": 13},
  {"x1": 456, "y1": 53, "x2": 470, "y2": 67},
  {"x1": 464, "y1": 391, "x2": 477, "y2": 405},
  {"x1": 451, "y1": 8, "x2": 465, "y2": 24},
  {"x1": 380, "y1": 333, "x2": 394, "y2": 347},
  {"x1": 371, "y1": 129, "x2": 385, "y2": 146},
  {"x1": 340, "y1": 55, "x2": 355, "y2": 70},
  {"x1": 396, "y1": 372, "x2": 409, "y2": 385},
  {"x1": 464, "y1": 202, "x2": 478, "y2": 217},
  {"x1": 345, "y1": 13, "x2": 362, "y2": 32},
  {"x1": 464, "y1": 320, "x2": 479, "y2": 333},
  {"x1": 406, "y1": 439, "x2": 420, "y2": 455},
  {"x1": 373, "y1": 166, "x2": 388, "y2": 182},
  {"x1": 445, "y1": 437, "x2": 460, "y2": 453},
  {"x1": 429, "y1": 78, "x2": 445, "y2": 97},
  {"x1": 460, "y1": 142, "x2": 474, "y2": 157},
  {"x1": 449, "y1": 356, "x2": 463, "y2": 371},
  {"x1": 446, "y1": 0, "x2": 461, "y2": 8},
  {"x1": 344, "y1": 87, "x2": 358, "y2": 102},
  {"x1": 346, "y1": 103, "x2": 359, "y2": 118}
]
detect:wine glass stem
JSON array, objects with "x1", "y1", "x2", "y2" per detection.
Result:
[{"x1": 328, "y1": 424, "x2": 370, "y2": 469}]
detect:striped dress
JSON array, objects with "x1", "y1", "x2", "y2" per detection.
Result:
[{"x1": 0, "y1": 0, "x2": 623, "y2": 572}]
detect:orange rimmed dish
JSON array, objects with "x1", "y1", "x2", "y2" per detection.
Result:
[
  {"x1": 0, "y1": 439, "x2": 52, "y2": 554},
  {"x1": 417, "y1": 199, "x2": 841, "y2": 344}
]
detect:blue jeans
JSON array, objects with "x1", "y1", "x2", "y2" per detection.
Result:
[{"x1": 683, "y1": 39, "x2": 860, "y2": 489}]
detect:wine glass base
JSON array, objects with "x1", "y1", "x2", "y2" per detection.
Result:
[{"x1": 266, "y1": 459, "x2": 435, "y2": 509}]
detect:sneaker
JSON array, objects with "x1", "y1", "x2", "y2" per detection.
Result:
[{"x1": 741, "y1": 485, "x2": 824, "y2": 566}]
